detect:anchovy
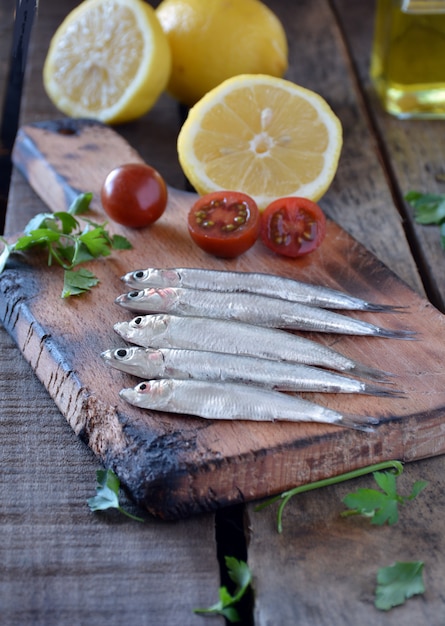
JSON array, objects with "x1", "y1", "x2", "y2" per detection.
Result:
[
  {"x1": 102, "y1": 345, "x2": 400, "y2": 397},
  {"x1": 121, "y1": 267, "x2": 402, "y2": 312},
  {"x1": 119, "y1": 378, "x2": 379, "y2": 432},
  {"x1": 115, "y1": 287, "x2": 414, "y2": 339},
  {"x1": 113, "y1": 314, "x2": 390, "y2": 381}
]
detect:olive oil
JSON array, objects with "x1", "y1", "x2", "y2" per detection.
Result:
[{"x1": 370, "y1": 0, "x2": 445, "y2": 118}]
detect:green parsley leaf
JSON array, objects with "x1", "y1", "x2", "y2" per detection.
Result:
[
  {"x1": 88, "y1": 468, "x2": 120, "y2": 511},
  {"x1": 405, "y1": 191, "x2": 445, "y2": 224},
  {"x1": 62, "y1": 242, "x2": 95, "y2": 267},
  {"x1": 79, "y1": 226, "x2": 113, "y2": 258},
  {"x1": 0, "y1": 192, "x2": 132, "y2": 297},
  {"x1": 405, "y1": 190, "x2": 445, "y2": 249},
  {"x1": 23, "y1": 212, "x2": 57, "y2": 233},
  {"x1": 375, "y1": 561, "x2": 425, "y2": 610},
  {"x1": 13, "y1": 228, "x2": 61, "y2": 250},
  {"x1": 342, "y1": 471, "x2": 427, "y2": 526},
  {"x1": 194, "y1": 557, "x2": 252, "y2": 622},
  {"x1": 53, "y1": 211, "x2": 79, "y2": 234},
  {"x1": 62, "y1": 268, "x2": 99, "y2": 298},
  {"x1": 111, "y1": 233, "x2": 133, "y2": 250},
  {"x1": 68, "y1": 192, "x2": 93, "y2": 215},
  {"x1": 87, "y1": 469, "x2": 145, "y2": 522}
]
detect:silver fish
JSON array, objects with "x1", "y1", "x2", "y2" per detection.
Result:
[
  {"x1": 113, "y1": 314, "x2": 390, "y2": 381},
  {"x1": 102, "y1": 345, "x2": 400, "y2": 397},
  {"x1": 121, "y1": 267, "x2": 402, "y2": 312},
  {"x1": 115, "y1": 287, "x2": 414, "y2": 339},
  {"x1": 119, "y1": 378, "x2": 379, "y2": 432}
]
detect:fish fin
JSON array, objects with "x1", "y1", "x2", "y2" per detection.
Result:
[{"x1": 338, "y1": 414, "x2": 380, "y2": 433}]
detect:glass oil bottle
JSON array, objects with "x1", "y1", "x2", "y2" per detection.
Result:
[{"x1": 370, "y1": 0, "x2": 445, "y2": 118}]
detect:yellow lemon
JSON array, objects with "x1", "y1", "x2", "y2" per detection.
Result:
[
  {"x1": 43, "y1": 0, "x2": 171, "y2": 124},
  {"x1": 177, "y1": 74, "x2": 343, "y2": 210},
  {"x1": 156, "y1": 0, "x2": 288, "y2": 106}
]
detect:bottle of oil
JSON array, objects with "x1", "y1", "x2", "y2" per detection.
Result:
[{"x1": 370, "y1": 0, "x2": 445, "y2": 118}]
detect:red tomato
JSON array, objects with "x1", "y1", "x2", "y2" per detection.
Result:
[
  {"x1": 260, "y1": 197, "x2": 326, "y2": 258},
  {"x1": 187, "y1": 191, "x2": 260, "y2": 258},
  {"x1": 101, "y1": 163, "x2": 168, "y2": 228}
]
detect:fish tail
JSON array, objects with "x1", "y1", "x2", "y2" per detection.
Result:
[
  {"x1": 348, "y1": 362, "x2": 394, "y2": 383},
  {"x1": 374, "y1": 327, "x2": 417, "y2": 339},
  {"x1": 338, "y1": 414, "x2": 380, "y2": 432},
  {"x1": 361, "y1": 383, "x2": 405, "y2": 398},
  {"x1": 363, "y1": 303, "x2": 410, "y2": 313}
]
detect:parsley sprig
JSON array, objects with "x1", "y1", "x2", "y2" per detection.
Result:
[
  {"x1": 87, "y1": 468, "x2": 145, "y2": 522},
  {"x1": 405, "y1": 190, "x2": 445, "y2": 248},
  {"x1": 342, "y1": 470, "x2": 427, "y2": 525},
  {"x1": 0, "y1": 193, "x2": 132, "y2": 297},
  {"x1": 255, "y1": 460, "x2": 405, "y2": 533},
  {"x1": 194, "y1": 556, "x2": 252, "y2": 623}
]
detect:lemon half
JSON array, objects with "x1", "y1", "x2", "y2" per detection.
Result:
[
  {"x1": 43, "y1": 0, "x2": 171, "y2": 124},
  {"x1": 177, "y1": 74, "x2": 343, "y2": 210}
]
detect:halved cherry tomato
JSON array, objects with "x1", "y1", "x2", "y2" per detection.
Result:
[
  {"x1": 101, "y1": 163, "x2": 168, "y2": 228},
  {"x1": 260, "y1": 197, "x2": 326, "y2": 258},
  {"x1": 187, "y1": 191, "x2": 260, "y2": 258}
]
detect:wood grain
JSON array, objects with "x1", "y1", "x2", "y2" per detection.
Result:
[
  {"x1": 3, "y1": 117, "x2": 445, "y2": 520},
  {"x1": 248, "y1": 3, "x2": 445, "y2": 624},
  {"x1": 0, "y1": 3, "x2": 222, "y2": 625},
  {"x1": 333, "y1": 0, "x2": 445, "y2": 311},
  {"x1": 249, "y1": 454, "x2": 445, "y2": 625},
  {"x1": 3, "y1": 0, "x2": 445, "y2": 623}
]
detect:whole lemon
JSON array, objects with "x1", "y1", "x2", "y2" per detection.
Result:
[{"x1": 155, "y1": 0, "x2": 288, "y2": 106}]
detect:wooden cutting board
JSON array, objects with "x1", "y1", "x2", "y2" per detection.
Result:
[{"x1": 2, "y1": 118, "x2": 445, "y2": 520}]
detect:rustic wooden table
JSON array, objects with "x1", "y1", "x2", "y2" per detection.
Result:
[{"x1": 2, "y1": 1, "x2": 445, "y2": 624}]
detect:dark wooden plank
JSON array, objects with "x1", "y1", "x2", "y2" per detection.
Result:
[
  {"x1": 0, "y1": 1, "x2": 223, "y2": 623},
  {"x1": 249, "y1": 456, "x2": 445, "y2": 625},
  {"x1": 0, "y1": 0, "x2": 15, "y2": 229},
  {"x1": 0, "y1": 325, "x2": 221, "y2": 626},
  {"x1": 333, "y1": 0, "x2": 445, "y2": 310},
  {"x1": 2, "y1": 0, "x2": 444, "y2": 622},
  {"x1": 247, "y1": 2, "x2": 445, "y2": 623}
]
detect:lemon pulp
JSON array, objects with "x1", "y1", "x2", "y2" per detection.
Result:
[
  {"x1": 178, "y1": 75, "x2": 343, "y2": 209},
  {"x1": 43, "y1": 0, "x2": 171, "y2": 124}
]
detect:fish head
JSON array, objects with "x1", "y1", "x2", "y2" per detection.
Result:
[
  {"x1": 113, "y1": 314, "x2": 170, "y2": 347},
  {"x1": 121, "y1": 268, "x2": 181, "y2": 289},
  {"x1": 115, "y1": 288, "x2": 178, "y2": 312},
  {"x1": 101, "y1": 346, "x2": 161, "y2": 377},
  {"x1": 120, "y1": 379, "x2": 173, "y2": 410}
]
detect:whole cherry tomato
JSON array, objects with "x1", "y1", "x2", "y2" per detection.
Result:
[
  {"x1": 260, "y1": 197, "x2": 326, "y2": 258},
  {"x1": 187, "y1": 191, "x2": 260, "y2": 258},
  {"x1": 101, "y1": 163, "x2": 168, "y2": 228}
]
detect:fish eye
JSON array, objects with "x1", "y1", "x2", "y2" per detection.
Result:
[
  {"x1": 134, "y1": 270, "x2": 146, "y2": 280},
  {"x1": 115, "y1": 348, "x2": 129, "y2": 359},
  {"x1": 138, "y1": 383, "x2": 147, "y2": 391},
  {"x1": 128, "y1": 290, "x2": 140, "y2": 299}
]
